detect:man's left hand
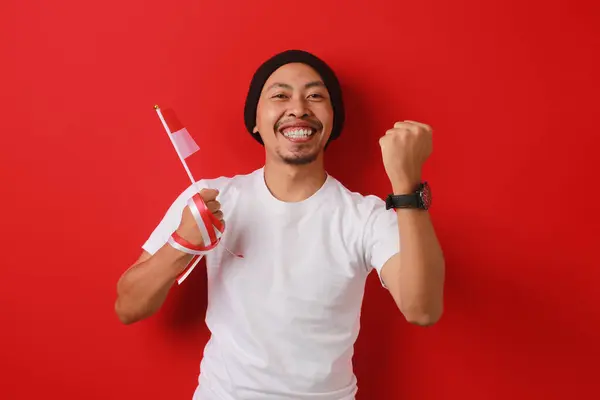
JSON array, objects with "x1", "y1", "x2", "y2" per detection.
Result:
[{"x1": 379, "y1": 120, "x2": 433, "y2": 194}]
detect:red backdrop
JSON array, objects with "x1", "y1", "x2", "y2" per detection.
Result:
[{"x1": 2, "y1": 0, "x2": 598, "y2": 399}]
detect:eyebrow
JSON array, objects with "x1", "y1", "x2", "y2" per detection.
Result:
[
  {"x1": 305, "y1": 80, "x2": 325, "y2": 89},
  {"x1": 266, "y1": 81, "x2": 325, "y2": 91}
]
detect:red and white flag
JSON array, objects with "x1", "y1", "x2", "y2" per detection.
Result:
[
  {"x1": 155, "y1": 106, "x2": 200, "y2": 160},
  {"x1": 153, "y1": 105, "x2": 243, "y2": 285}
]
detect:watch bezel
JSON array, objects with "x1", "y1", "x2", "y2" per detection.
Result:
[{"x1": 418, "y1": 182, "x2": 431, "y2": 210}]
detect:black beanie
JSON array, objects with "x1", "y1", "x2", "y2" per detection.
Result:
[{"x1": 243, "y1": 49, "x2": 345, "y2": 146}]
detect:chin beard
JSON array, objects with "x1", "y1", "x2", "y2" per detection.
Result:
[
  {"x1": 281, "y1": 153, "x2": 318, "y2": 165},
  {"x1": 277, "y1": 147, "x2": 319, "y2": 165}
]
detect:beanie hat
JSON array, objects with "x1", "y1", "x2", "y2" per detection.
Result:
[{"x1": 243, "y1": 49, "x2": 345, "y2": 146}]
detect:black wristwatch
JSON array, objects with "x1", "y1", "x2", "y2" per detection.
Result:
[{"x1": 385, "y1": 182, "x2": 432, "y2": 210}]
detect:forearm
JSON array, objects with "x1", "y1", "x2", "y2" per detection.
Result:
[
  {"x1": 395, "y1": 208, "x2": 445, "y2": 324},
  {"x1": 115, "y1": 244, "x2": 194, "y2": 324}
]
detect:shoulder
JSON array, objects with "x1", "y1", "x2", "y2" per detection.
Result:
[
  {"x1": 322, "y1": 175, "x2": 399, "y2": 271},
  {"x1": 140, "y1": 168, "x2": 263, "y2": 255},
  {"x1": 326, "y1": 174, "x2": 389, "y2": 218},
  {"x1": 177, "y1": 168, "x2": 261, "y2": 201}
]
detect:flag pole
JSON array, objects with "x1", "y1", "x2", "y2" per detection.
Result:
[
  {"x1": 153, "y1": 105, "x2": 243, "y2": 262},
  {"x1": 154, "y1": 105, "x2": 202, "y2": 192}
]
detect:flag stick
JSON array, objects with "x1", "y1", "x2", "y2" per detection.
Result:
[
  {"x1": 154, "y1": 105, "x2": 201, "y2": 192},
  {"x1": 153, "y1": 105, "x2": 243, "y2": 261}
]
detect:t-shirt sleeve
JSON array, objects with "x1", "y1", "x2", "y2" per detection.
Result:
[
  {"x1": 141, "y1": 181, "x2": 207, "y2": 255},
  {"x1": 363, "y1": 196, "x2": 400, "y2": 286}
]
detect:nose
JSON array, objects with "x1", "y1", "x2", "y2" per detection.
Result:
[{"x1": 286, "y1": 96, "x2": 312, "y2": 119}]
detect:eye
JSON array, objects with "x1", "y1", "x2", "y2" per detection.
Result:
[
  {"x1": 271, "y1": 93, "x2": 288, "y2": 99},
  {"x1": 307, "y1": 93, "x2": 325, "y2": 100}
]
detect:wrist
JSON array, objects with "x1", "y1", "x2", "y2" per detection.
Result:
[
  {"x1": 174, "y1": 227, "x2": 202, "y2": 247},
  {"x1": 386, "y1": 180, "x2": 432, "y2": 211},
  {"x1": 163, "y1": 240, "x2": 195, "y2": 261},
  {"x1": 156, "y1": 241, "x2": 196, "y2": 276},
  {"x1": 389, "y1": 171, "x2": 422, "y2": 194},
  {"x1": 391, "y1": 180, "x2": 420, "y2": 194}
]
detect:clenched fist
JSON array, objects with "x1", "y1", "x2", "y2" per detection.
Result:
[
  {"x1": 379, "y1": 120, "x2": 433, "y2": 193},
  {"x1": 175, "y1": 188, "x2": 223, "y2": 246}
]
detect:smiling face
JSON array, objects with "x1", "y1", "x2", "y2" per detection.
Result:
[{"x1": 254, "y1": 63, "x2": 334, "y2": 166}]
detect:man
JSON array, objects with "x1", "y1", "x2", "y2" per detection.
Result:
[{"x1": 115, "y1": 49, "x2": 445, "y2": 400}]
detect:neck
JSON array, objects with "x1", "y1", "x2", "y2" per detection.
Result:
[{"x1": 263, "y1": 156, "x2": 327, "y2": 202}]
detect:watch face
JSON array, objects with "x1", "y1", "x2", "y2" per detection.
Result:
[{"x1": 419, "y1": 182, "x2": 432, "y2": 209}]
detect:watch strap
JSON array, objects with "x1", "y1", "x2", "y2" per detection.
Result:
[{"x1": 385, "y1": 193, "x2": 420, "y2": 210}]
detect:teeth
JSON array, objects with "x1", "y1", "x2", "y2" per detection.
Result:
[{"x1": 283, "y1": 128, "x2": 313, "y2": 138}]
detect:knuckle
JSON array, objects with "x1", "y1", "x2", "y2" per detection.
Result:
[{"x1": 200, "y1": 188, "x2": 217, "y2": 200}]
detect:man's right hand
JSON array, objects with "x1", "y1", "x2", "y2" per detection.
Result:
[{"x1": 175, "y1": 188, "x2": 223, "y2": 246}]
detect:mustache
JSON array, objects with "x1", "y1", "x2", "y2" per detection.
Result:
[{"x1": 274, "y1": 117, "x2": 323, "y2": 132}]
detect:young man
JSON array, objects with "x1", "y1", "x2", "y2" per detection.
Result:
[{"x1": 115, "y1": 50, "x2": 445, "y2": 400}]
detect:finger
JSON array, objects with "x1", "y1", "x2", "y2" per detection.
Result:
[
  {"x1": 200, "y1": 188, "x2": 219, "y2": 201},
  {"x1": 213, "y1": 210, "x2": 224, "y2": 220},
  {"x1": 403, "y1": 120, "x2": 433, "y2": 133},
  {"x1": 206, "y1": 200, "x2": 221, "y2": 213},
  {"x1": 393, "y1": 122, "x2": 418, "y2": 133}
]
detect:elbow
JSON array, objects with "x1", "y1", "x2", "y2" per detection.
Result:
[
  {"x1": 405, "y1": 312, "x2": 442, "y2": 327},
  {"x1": 115, "y1": 299, "x2": 134, "y2": 325},
  {"x1": 401, "y1": 305, "x2": 443, "y2": 327},
  {"x1": 114, "y1": 296, "x2": 141, "y2": 325},
  {"x1": 114, "y1": 277, "x2": 141, "y2": 325}
]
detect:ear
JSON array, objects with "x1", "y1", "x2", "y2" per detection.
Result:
[{"x1": 253, "y1": 126, "x2": 258, "y2": 134}]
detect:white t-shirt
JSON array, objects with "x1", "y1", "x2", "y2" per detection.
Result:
[{"x1": 142, "y1": 167, "x2": 400, "y2": 400}]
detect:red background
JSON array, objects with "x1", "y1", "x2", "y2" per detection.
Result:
[{"x1": 2, "y1": 0, "x2": 599, "y2": 399}]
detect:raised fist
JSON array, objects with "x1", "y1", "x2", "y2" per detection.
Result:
[{"x1": 379, "y1": 120, "x2": 433, "y2": 193}]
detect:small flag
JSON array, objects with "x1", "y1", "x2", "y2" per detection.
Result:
[
  {"x1": 157, "y1": 106, "x2": 200, "y2": 159},
  {"x1": 153, "y1": 104, "x2": 243, "y2": 285}
]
